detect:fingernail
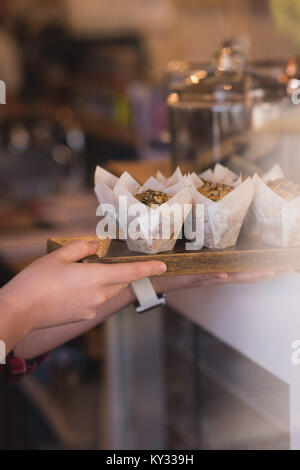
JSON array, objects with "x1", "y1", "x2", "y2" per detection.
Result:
[
  {"x1": 156, "y1": 263, "x2": 167, "y2": 274},
  {"x1": 217, "y1": 273, "x2": 228, "y2": 279}
]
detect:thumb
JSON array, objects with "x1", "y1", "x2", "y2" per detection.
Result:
[{"x1": 57, "y1": 240, "x2": 99, "y2": 263}]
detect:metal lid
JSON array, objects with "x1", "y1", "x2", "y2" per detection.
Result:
[{"x1": 169, "y1": 41, "x2": 285, "y2": 107}]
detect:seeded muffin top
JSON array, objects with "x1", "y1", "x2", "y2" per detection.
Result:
[
  {"x1": 198, "y1": 181, "x2": 234, "y2": 202},
  {"x1": 267, "y1": 178, "x2": 300, "y2": 201},
  {"x1": 135, "y1": 189, "x2": 171, "y2": 207}
]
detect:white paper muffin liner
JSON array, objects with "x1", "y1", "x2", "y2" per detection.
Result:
[
  {"x1": 94, "y1": 165, "x2": 119, "y2": 206},
  {"x1": 94, "y1": 166, "x2": 123, "y2": 236},
  {"x1": 94, "y1": 166, "x2": 193, "y2": 254},
  {"x1": 252, "y1": 164, "x2": 300, "y2": 247},
  {"x1": 186, "y1": 164, "x2": 254, "y2": 249},
  {"x1": 114, "y1": 172, "x2": 192, "y2": 254},
  {"x1": 156, "y1": 167, "x2": 183, "y2": 187}
]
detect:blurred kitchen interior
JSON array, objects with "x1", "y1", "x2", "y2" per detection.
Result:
[{"x1": 0, "y1": 0, "x2": 299, "y2": 449}]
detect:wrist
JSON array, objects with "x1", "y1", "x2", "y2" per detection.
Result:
[
  {"x1": 0, "y1": 286, "x2": 32, "y2": 353},
  {"x1": 150, "y1": 276, "x2": 169, "y2": 294}
]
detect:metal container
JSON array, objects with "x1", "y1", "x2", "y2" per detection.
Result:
[{"x1": 167, "y1": 41, "x2": 287, "y2": 176}]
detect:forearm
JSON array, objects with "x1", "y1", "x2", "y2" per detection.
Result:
[
  {"x1": 1, "y1": 317, "x2": 23, "y2": 357},
  {"x1": 12, "y1": 274, "x2": 209, "y2": 359},
  {"x1": 8, "y1": 273, "x2": 228, "y2": 360},
  {"x1": 0, "y1": 288, "x2": 30, "y2": 355},
  {"x1": 14, "y1": 285, "x2": 136, "y2": 359}
]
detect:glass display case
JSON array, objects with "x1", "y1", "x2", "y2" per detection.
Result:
[
  {"x1": 103, "y1": 304, "x2": 291, "y2": 450},
  {"x1": 167, "y1": 41, "x2": 300, "y2": 181}
]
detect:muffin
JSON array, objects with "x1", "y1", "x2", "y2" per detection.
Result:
[
  {"x1": 198, "y1": 181, "x2": 234, "y2": 202},
  {"x1": 135, "y1": 189, "x2": 171, "y2": 206},
  {"x1": 252, "y1": 165, "x2": 300, "y2": 247},
  {"x1": 113, "y1": 169, "x2": 192, "y2": 254},
  {"x1": 267, "y1": 178, "x2": 300, "y2": 202},
  {"x1": 186, "y1": 164, "x2": 254, "y2": 249}
]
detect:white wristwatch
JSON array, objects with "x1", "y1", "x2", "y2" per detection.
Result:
[{"x1": 131, "y1": 277, "x2": 166, "y2": 313}]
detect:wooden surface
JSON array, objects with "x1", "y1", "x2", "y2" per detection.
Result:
[
  {"x1": 48, "y1": 235, "x2": 111, "y2": 258},
  {"x1": 47, "y1": 236, "x2": 300, "y2": 276}
]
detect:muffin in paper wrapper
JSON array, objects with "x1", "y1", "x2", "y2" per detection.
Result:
[
  {"x1": 252, "y1": 164, "x2": 300, "y2": 247},
  {"x1": 113, "y1": 172, "x2": 192, "y2": 254},
  {"x1": 94, "y1": 166, "x2": 140, "y2": 238},
  {"x1": 186, "y1": 164, "x2": 254, "y2": 249},
  {"x1": 94, "y1": 166, "x2": 192, "y2": 252},
  {"x1": 94, "y1": 165, "x2": 182, "y2": 207}
]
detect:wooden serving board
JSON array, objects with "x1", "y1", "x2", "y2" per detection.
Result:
[{"x1": 47, "y1": 236, "x2": 300, "y2": 276}]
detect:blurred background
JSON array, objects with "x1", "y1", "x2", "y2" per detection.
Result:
[{"x1": 0, "y1": 0, "x2": 300, "y2": 450}]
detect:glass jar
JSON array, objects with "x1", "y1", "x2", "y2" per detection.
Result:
[{"x1": 167, "y1": 41, "x2": 287, "y2": 176}]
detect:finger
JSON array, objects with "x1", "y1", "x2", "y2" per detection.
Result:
[
  {"x1": 183, "y1": 273, "x2": 228, "y2": 286},
  {"x1": 215, "y1": 273, "x2": 228, "y2": 280},
  {"x1": 99, "y1": 260, "x2": 167, "y2": 284},
  {"x1": 200, "y1": 271, "x2": 275, "y2": 287},
  {"x1": 56, "y1": 240, "x2": 99, "y2": 263},
  {"x1": 82, "y1": 309, "x2": 97, "y2": 320},
  {"x1": 198, "y1": 273, "x2": 228, "y2": 281},
  {"x1": 201, "y1": 278, "x2": 231, "y2": 287},
  {"x1": 150, "y1": 272, "x2": 229, "y2": 293},
  {"x1": 226, "y1": 271, "x2": 275, "y2": 283},
  {"x1": 101, "y1": 283, "x2": 129, "y2": 302}
]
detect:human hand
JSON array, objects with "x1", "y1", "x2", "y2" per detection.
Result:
[
  {"x1": 0, "y1": 240, "x2": 166, "y2": 335},
  {"x1": 210, "y1": 271, "x2": 277, "y2": 285},
  {"x1": 151, "y1": 271, "x2": 276, "y2": 293}
]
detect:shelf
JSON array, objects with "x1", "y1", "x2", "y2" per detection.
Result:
[{"x1": 0, "y1": 101, "x2": 136, "y2": 147}]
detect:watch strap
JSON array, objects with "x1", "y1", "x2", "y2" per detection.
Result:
[{"x1": 131, "y1": 277, "x2": 166, "y2": 313}]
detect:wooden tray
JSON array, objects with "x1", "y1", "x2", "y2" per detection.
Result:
[{"x1": 47, "y1": 236, "x2": 300, "y2": 276}]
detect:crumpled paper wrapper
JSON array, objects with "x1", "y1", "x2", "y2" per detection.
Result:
[
  {"x1": 94, "y1": 166, "x2": 122, "y2": 236},
  {"x1": 156, "y1": 167, "x2": 183, "y2": 188},
  {"x1": 200, "y1": 163, "x2": 242, "y2": 186},
  {"x1": 186, "y1": 164, "x2": 254, "y2": 249},
  {"x1": 252, "y1": 164, "x2": 300, "y2": 247},
  {"x1": 113, "y1": 171, "x2": 192, "y2": 254},
  {"x1": 93, "y1": 166, "x2": 191, "y2": 250},
  {"x1": 94, "y1": 165, "x2": 119, "y2": 206}
]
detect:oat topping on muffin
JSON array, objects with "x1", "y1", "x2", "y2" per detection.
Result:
[
  {"x1": 135, "y1": 189, "x2": 170, "y2": 207},
  {"x1": 267, "y1": 178, "x2": 300, "y2": 201},
  {"x1": 198, "y1": 181, "x2": 234, "y2": 202}
]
